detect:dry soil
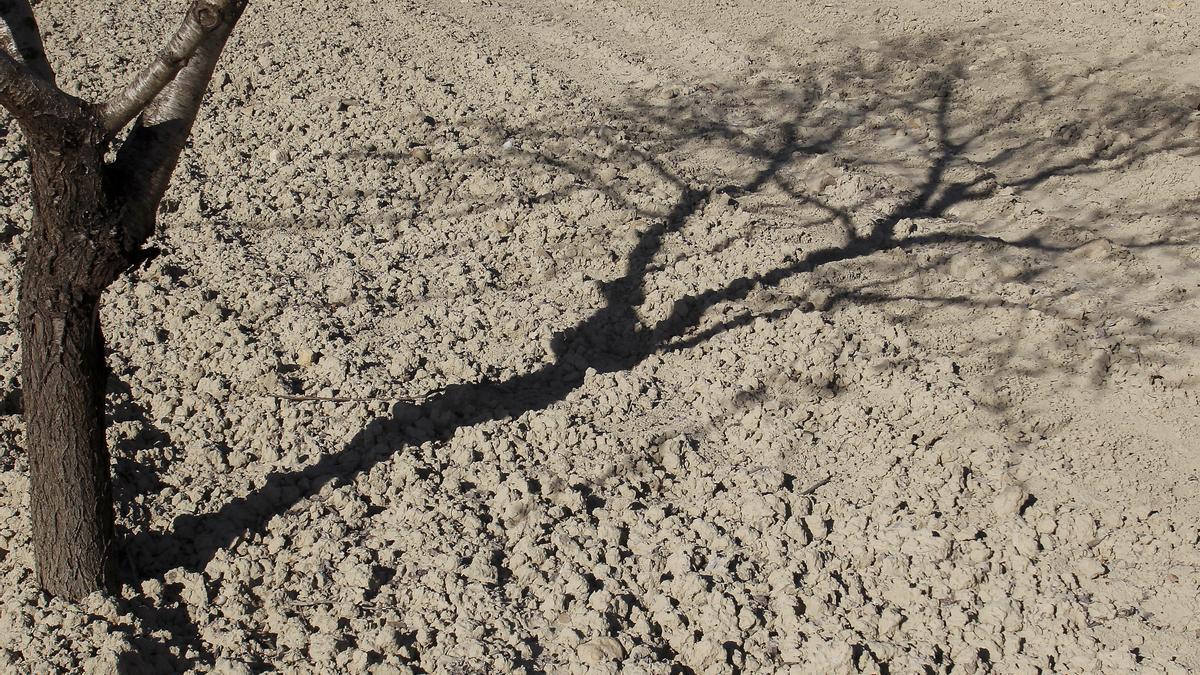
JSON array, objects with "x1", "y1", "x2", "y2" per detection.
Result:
[{"x1": 1, "y1": 0, "x2": 1199, "y2": 673}]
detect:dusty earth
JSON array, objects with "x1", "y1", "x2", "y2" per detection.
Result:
[{"x1": 1, "y1": 0, "x2": 1200, "y2": 672}]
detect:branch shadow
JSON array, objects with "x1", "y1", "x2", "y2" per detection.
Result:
[{"x1": 123, "y1": 31, "x2": 1200, "y2": 666}]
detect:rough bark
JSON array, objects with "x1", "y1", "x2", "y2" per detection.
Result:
[
  {"x1": 19, "y1": 106, "x2": 126, "y2": 598},
  {"x1": 21, "y1": 266, "x2": 118, "y2": 598}
]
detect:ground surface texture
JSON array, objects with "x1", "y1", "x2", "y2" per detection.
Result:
[{"x1": 1, "y1": 0, "x2": 1199, "y2": 673}]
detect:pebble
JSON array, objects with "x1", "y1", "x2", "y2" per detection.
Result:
[
  {"x1": 213, "y1": 659, "x2": 254, "y2": 675},
  {"x1": 1075, "y1": 558, "x2": 1107, "y2": 580},
  {"x1": 992, "y1": 484, "x2": 1029, "y2": 518},
  {"x1": 1035, "y1": 515, "x2": 1058, "y2": 534},
  {"x1": 577, "y1": 637, "x2": 626, "y2": 663}
]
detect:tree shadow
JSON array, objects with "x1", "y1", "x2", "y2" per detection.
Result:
[
  {"x1": 104, "y1": 378, "x2": 218, "y2": 672},
  {"x1": 122, "y1": 32, "x2": 1200, "y2": 666}
]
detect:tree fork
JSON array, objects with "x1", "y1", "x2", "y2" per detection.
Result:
[{"x1": 0, "y1": 0, "x2": 249, "y2": 599}]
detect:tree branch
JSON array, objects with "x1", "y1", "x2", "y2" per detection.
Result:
[
  {"x1": 0, "y1": 50, "x2": 64, "y2": 126},
  {"x1": 99, "y1": 0, "x2": 230, "y2": 135},
  {"x1": 109, "y1": 0, "x2": 248, "y2": 251},
  {"x1": 0, "y1": 0, "x2": 55, "y2": 84}
]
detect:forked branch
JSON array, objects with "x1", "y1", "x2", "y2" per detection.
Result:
[
  {"x1": 110, "y1": 0, "x2": 248, "y2": 248},
  {"x1": 0, "y1": 0, "x2": 55, "y2": 83},
  {"x1": 0, "y1": 51, "x2": 66, "y2": 127},
  {"x1": 0, "y1": 0, "x2": 65, "y2": 127},
  {"x1": 99, "y1": 0, "x2": 233, "y2": 135}
]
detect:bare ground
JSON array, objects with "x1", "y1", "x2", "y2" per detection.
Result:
[{"x1": 1, "y1": 0, "x2": 1198, "y2": 672}]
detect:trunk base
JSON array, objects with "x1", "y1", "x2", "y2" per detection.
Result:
[{"x1": 21, "y1": 282, "x2": 118, "y2": 600}]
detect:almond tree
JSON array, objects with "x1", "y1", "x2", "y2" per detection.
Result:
[{"x1": 0, "y1": 0, "x2": 248, "y2": 599}]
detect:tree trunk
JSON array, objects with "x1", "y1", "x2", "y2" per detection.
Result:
[
  {"x1": 19, "y1": 267, "x2": 116, "y2": 598},
  {"x1": 2, "y1": 0, "x2": 248, "y2": 600},
  {"x1": 18, "y1": 128, "x2": 124, "y2": 599}
]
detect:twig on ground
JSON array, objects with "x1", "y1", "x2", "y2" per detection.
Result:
[
  {"x1": 264, "y1": 390, "x2": 440, "y2": 405},
  {"x1": 800, "y1": 474, "x2": 833, "y2": 495}
]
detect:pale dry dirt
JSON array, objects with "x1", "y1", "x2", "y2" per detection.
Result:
[{"x1": 1, "y1": 0, "x2": 1199, "y2": 673}]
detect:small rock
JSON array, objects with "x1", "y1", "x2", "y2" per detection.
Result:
[
  {"x1": 1075, "y1": 557, "x2": 1107, "y2": 580},
  {"x1": 327, "y1": 285, "x2": 354, "y2": 306},
  {"x1": 213, "y1": 658, "x2": 253, "y2": 675},
  {"x1": 462, "y1": 553, "x2": 498, "y2": 585},
  {"x1": 992, "y1": 483, "x2": 1028, "y2": 518},
  {"x1": 577, "y1": 636, "x2": 626, "y2": 663},
  {"x1": 1035, "y1": 515, "x2": 1058, "y2": 534}
]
